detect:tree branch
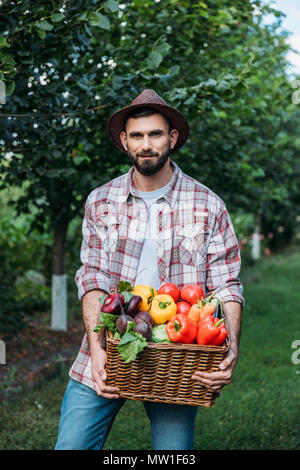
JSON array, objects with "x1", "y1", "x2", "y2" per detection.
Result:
[{"x1": 0, "y1": 103, "x2": 112, "y2": 118}]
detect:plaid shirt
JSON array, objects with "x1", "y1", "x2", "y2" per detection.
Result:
[{"x1": 69, "y1": 160, "x2": 244, "y2": 389}]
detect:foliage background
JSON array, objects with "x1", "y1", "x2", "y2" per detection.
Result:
[
  {"x1": 1, "y1": 0, "x2": 300, "y2": 337},
  {"x1": 1, "y1": 0, "x2": 300, "y2": 452}
]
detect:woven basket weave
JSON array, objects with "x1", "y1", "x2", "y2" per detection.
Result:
[{"x1": 105, "y1": 329, "x2": 229, "y2": 407}]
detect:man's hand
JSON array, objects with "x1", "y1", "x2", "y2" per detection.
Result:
[
  {"x1": 191, "y1": 347, "x2": 238, "y2": 392},
  {"x1": 81, "y1": 289, "x2": 120, "y2": 399},
  {"x1": 192, "y1": 300, "x2": 243, "y2": 392},
  {"x1": 91, "y1": 344, "x2": 120, "y2": 399}
]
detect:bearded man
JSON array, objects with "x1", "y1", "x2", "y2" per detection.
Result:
[{"x1": 55, "y1": 89, "x2": 244, "y2": 450}]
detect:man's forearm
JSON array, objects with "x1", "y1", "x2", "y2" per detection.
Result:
[
  {"x1": 222, "y1": 301, "x2": 243, "y2": 354},
  {"x1": 82, "y1": 289, "x2": 107, "y2": 352},
  {"x1": 192, "y1": 300, "x2": 243, "y2": 388}
]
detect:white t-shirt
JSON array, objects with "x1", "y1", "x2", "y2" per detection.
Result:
[{"x1": 134, "y1": 174, "x2": 175, "y2": 290}]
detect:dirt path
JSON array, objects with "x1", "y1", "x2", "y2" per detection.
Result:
[{"x1": 0, "y1": 317, "x2": 85, "y2": 401}]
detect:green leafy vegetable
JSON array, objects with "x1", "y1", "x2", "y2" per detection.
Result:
[
  {"x1": 118, "y1": 281, "x2": 133, "y2": 293},
  {"x1": 92, "y1": 298, "x2": 148, "y2": 363},
  {"x1": 99, "y1": 293, "x2": 108, "y2": 305},
  {"x1": 117, "y1": 321, "x2": 147, "y2": 363},
  {"x1": 92, "y1": 312, "x2": 118, "y2": 334},
  {"x1": 151, "y1": 324, "x2": 172, "y2": 343},
  {"x1": 120, "y1": 291, "x2": 134, "y2": 302}
]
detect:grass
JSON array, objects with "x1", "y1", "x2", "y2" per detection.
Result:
[{"x1": 1, "y1": 250, "x2": 300, "y2": 450}]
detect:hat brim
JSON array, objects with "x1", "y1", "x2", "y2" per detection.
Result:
[{"x1": 106, "y1": 102, "x2": 189, "y2": 154}]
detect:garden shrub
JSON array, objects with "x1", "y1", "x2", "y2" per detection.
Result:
[{"x1": 0, "y1": 210, "x2": 51, "y2": 340}]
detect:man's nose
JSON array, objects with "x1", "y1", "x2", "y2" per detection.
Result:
[{"x1": 141, "y1": 135, "x2": 153, "y2": 151}]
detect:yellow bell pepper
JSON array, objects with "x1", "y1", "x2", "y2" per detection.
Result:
[
  {"x1": 149, "y1": 294, "x2": 177, "y2": 325},
  {"x1": 131, "y1": 285, "x2": 157, "y2": 312}
]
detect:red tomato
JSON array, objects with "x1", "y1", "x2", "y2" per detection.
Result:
[
  {"x1": 176, "y1": 301, "x2": 191, "y2": 316},
  {"x1": 158, "y1": 283, "x2": 180, "y2": 303},
  {"x1": 180, "y1": 284, "x2": 205, "y2": 305}
]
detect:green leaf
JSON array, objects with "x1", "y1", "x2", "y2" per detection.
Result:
[
  {"x1": 87, "y1": 12, "x2": 110, "y2": 30},
  {"x1": 184, "y1": 94, "x2": 196, "y2": 106},
  {"x1": 92, "y1": 324, "x2": 104, "y2": 333},
  {"x1": 5, "y1": 81, "x2": 15, "y2": 97},
  {"x1": 156, "y1": 42, "x2": 171, "y2": 57},
  {"x1": 118, "y1": 281, "x2": 132, "y2": 292},
  {"x1": 98, "y1": 12, "x2": 110, "y2": 30},
  {"x1": 77, "y1": 11, "x2": 88, "y2": 21},
  {"x1": 19, "y1": 56, "x2": 33, "y2": 64},
  {"x1": 36, "y1": 29, "x2": 46, "y2": 40},
  {"x1": 104, "y1": 0, "x2": 119, "y2": 13},
  {"x1": 99, "y1": 294, "x2": 108, "y2": 305},
  {"x1": 35, "y1": 20, "x2": 53, "y2": 31},
  {"x1": 146, "y1": 51, "x2": 163, "y2": 69},
  {"x1": 121, "y1": 291, "x2": 134, "y2": 302},
  {"x1": 87, "y1": 13, "x2": 99, "y2": 26},
  {"x1": 204, "y1": 78, "x2": 217, "y2": 88},
  {"x1": 151, "y1": 324, "x2": 171, "y2": 343},
  {"x1": 47, "y1": 169, "x2": 61, "y2": 178},
  {"x1": 0, "y1": 53, "x2": 15, "y2": 66},
  {"x1": 16, "y1": 50, "x2": 31, "y2": 56},
  {"x1": 93, "y1": 312, "x2": 118, "y2": 334},
  {"x1": 0, "y1": 38, "x2": 9, "y2": 48},
  {"x1": 112, "y1": 75, "x2": 124, "y2": 91},
  {"x1": 60, "y1": 168, "x2": 77, "y2": 177},
  {"x1": 120, "y1": 320, "x2": 136, "y2": 337},
  {"x1": 73, "y1": 154, "x2": 91, "y2": 165},
  {"x1": 117, "y1": 326, "x2": 147, "y2": 363},
  {"x1": 51, "y1": 13, "x2": 65, "y2": 22}
]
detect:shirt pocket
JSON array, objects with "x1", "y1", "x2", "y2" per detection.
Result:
[
  {"x1": 95, "y1": 211, "x2": 119, "y2": 254},
  {"x1": 175, "y1": 221, "x2": 208, "y2": 267}
]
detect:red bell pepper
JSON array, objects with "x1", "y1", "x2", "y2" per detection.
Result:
[
  {"x1": 166, "y1": 314, "x2": 197, "y2": 344},
  {"x1": 196, "y1": 314, "x2": 228, "y2": 346}
]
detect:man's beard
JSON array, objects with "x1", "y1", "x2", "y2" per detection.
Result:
[{"x1": 127, "y1": 144, "x2": 171, "y2": 176}]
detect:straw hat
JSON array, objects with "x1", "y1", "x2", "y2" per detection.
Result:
[{"x1": 106, "y1": 89, "x2": 189, "y2": 153}]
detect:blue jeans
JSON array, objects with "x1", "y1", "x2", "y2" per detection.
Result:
[{"x1": 55, "y1": 378, "x2": 198, "y2": 450}]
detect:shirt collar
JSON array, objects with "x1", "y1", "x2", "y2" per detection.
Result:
[{"x1": 118, "y1": 160, "x2": 182, "y2": 208}]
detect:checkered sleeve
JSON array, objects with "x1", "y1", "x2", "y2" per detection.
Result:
[
  {"x1": 75, "y1": 194, "x2": 111, "y2": 301},
  {"x1": 206, "y1": 202, "x2": 245, "y2": 307}
]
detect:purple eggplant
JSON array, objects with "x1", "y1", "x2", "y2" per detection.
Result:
[{"x1": 124, "y1": 295, "x2": 142, "y2": 317}]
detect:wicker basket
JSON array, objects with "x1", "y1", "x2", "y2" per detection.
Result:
[{"x1": 105, "y1": 329, "x2": 229, "y2": 407}]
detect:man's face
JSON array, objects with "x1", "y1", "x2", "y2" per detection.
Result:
[{"x1": 120, "y1": 113, "x2": 178, "y2": 176}]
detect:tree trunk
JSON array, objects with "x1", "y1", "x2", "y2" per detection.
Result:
[
  {"x1": 252, "y1": 215, "x2": 261, "y2": 260},
  {"x1": 0, "y1": 340, "x2": 6, "y2": 364},
  {"x1": 50, "y1": 222, "x2": 68, "y2": 331}
]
